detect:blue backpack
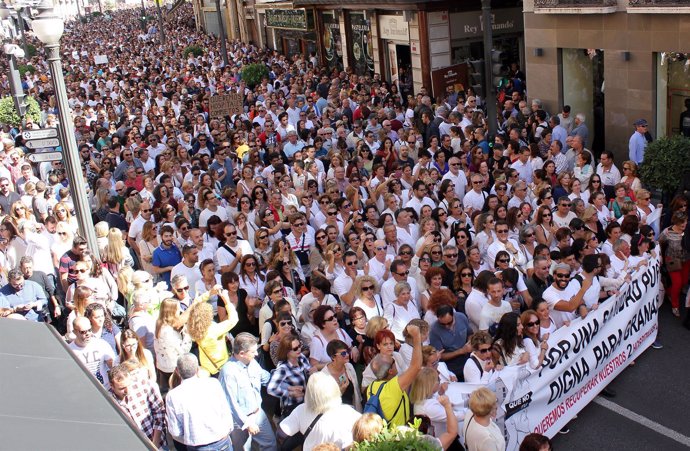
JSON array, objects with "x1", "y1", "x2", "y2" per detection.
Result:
[{"x1": 363, "y1": 380, "x2": 404, "y2": 422}]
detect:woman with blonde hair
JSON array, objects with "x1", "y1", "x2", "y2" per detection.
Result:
[
  {"x1": 187, "y1": 299, "x2": 238, "y2": 376},
  {"x1": 51, "y1": 221, "x2": 73, "y2": 269},
  {"x1": 621, "y1": 160, "x2": 642, "y2": 194},
  {"x1": 464, "y1": 387, "x2": 505, "y2": 451},
  {"x1": 154, "y1": 298, "x2": 192, "y2": 392},
  {"x1": 352, "y1": 276, "x2": 382, "y2": 320},
  {"x1": 137, "y1": 221, "x2": 159, "y2": 278},
  {"x1": 278, "y1": 371, "x2": 361, "y2": 451},
  {"x1": 103, "y1": 228, "x2": 134, "y2": 273},
  {"x1": 411, "y1": 367, "x2": 460, "y2": 448},
  {"x1": 8, "y1": 200, "x2": 34, "y2": 227},
  {"x1": 53, "y1": 201, "x2": 77, "y2": 233},
  {"x1": 95, "y1": 221, "x2": 110, "y2": 256},
  {"x1": 118, "y1": 329, "x2": 156, "y2": 382},
  {"x1": 66, "y1": 285, "x2": 95, "y2": 339}
]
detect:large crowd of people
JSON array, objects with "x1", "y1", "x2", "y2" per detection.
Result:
[{"x1": 1, "y1": 3, "x2": 689, "y2": 451}]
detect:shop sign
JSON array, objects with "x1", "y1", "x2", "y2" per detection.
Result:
[
  {"x1": 322, "y1": 12, "x2": 343, "y2": 68},
  {"x1": 431, "y1": 64, "x2": 468, "y2": 99},
  {"x1": 450, "y1": 7, "x2": 523, "y2": 40},
  {"x1": 266, "y1": 9, "x2": 312, "y2": 31},
  {"x1": 349, "y1": 12, "x2": 374, "y2": 76},
  {"x1": 378, "y1": 15, "x2": 409, "y2": 42}
]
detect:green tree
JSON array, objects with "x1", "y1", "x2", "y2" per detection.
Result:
[
  {"x1": 0, "y1": 96, "x2": 41, "y2": 128},
  {"x1": 183, "y1": 45, "x2": 203, "y2": 58},
  {"x1": 638, "y1": 135, "x2": 690, "y2": 194},
  {"x1": 241, "y1": 63, "x2": 269, "y2": 89}
]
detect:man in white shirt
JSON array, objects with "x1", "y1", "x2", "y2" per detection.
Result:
[
  {"x1": 127, "y1": 199, "x2": 154, "y2": 256},
  {"x1": 395, "y1": 209, "x2": 419, "y2": 248},
  {"x1": 333, "y1": 251, "x2": 364, "y2": 310},
  {"x1": 552, "y1": 197, "x2": 578, "y2": 229},
  {"x1": 368, "y1": 240, "x2": 393, "y2": 282},
  {"x1": 510, "y1": 147, "x2": 533, "y2": 184},
  {"x1": 166, "y1": 354, "x2": 234, "y2": 449},
  {"x1": 441, "y1": 156, "x2": 467, "y2": 202},
  {"x1": 463, "y1": 174, "x2": 488, "y2": 214},
  {"x1": 146, "y1": 135, "x2": 166, "y2": 159},
  {"x1": 596, "y1": 150, "x2": 622, "y2": 199},
  {"x1": 507, "y1": 181, "x2": 530, "y2": 210},
  {"x1": 216, "y1": 223, "x2": 253, "y2": 274},
  {"x1": 170, "y1": 246, "x2": 201, "y2": 299},
  {"x1": 487, "y1": 221, "x2": 527, "y2": 270},
  {"x1": 380, "y1": 260, "x2": 419, "y2": 309},
  {"x1": 405, "y1": 180, "x2": 436, "y2": 217},
  {"x1": 541, "y1": 263, "x2": 590, "y2": 329},
  {"x1": 199, "y1": 190, "x2": 228, "y2": 231},
  {"x1": 68, "y1": 317, "x2": 114, "y2": 386},
  {"x1": 479, "y1": 278, "x2": 512, "y2": 331}
]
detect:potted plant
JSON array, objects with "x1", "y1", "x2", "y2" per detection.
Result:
[
  {"x1": 351, "y1": 420, "x2": 442, "y2": 451},
  {"x1": 638, "y1": 135, "x2": 690, "y2": 199}
]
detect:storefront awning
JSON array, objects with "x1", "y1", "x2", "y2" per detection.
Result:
[{"x1": 293, "y1": 0, "x2": 436, "y2": 7}]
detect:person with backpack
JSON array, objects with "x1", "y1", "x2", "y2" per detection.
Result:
[{"x1": 364, "y1": 323, "x2": 422, "y2": 427}]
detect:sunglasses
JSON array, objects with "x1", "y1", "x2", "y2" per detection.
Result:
[
  {"x1": 478, "y1": 347, "x2": 491, "y2": 354},
  {"x1": 175, "y1": 286, "x2": 190, "y2": 292},
  {"x1": 526, "y1": 321, "x2": 539, "y2": 327},
  {"x1": 461, "y1": 272, "x2": 473, "y2": 277},
  {"x1": 335, "y1": 350, "x2": 350, "y2": 357},
  {"x1": 279, "y1": 320, "x2": 292, "y2": 327},
  {"x1": 362, "y1": 285, "x2": 374, "y2": 291},
  {"x1": 323, "y1": 315, "x2": 337, "y2": 322},
  {"x1": 291, "y1": 345, "x2": 302, "y2": 352},
  {"x1": 498, "y1": 259, "x2": 510, "y2": 263}
]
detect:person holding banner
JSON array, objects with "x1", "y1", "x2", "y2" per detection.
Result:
[
  {"x1": 520, "y1": 310, "x2": 549, "y2": 370},
  {"x1": 541, "y1": 263, "x2": 590, "y2": 328},
  {"x1": 463, "y1": 331, "x2": 496, "y2": 384},
  {"x1": 463, "y1": 387, "x2": 505, "y2": 451},
  {"x1": 659, "y1": 212, "x2": 690, "y2": 318}
]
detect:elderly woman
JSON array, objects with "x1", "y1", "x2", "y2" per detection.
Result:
[
  {"x1": 464, "y1": 387, "x2": 505, "y2": 451},
  {"x1": 309, "y1": 305, "x2": 356, "y2": 370},
  {"x1": 187, "y1": 299, "x2": 238, "y2": 376},
  {"x1": 383, "y1": 282, "x2": 420, "y2": 341},
  {"x1": 322, "y1": 339, "x2": 362, "y2": 412},
  {"x1": 296, "y1": 275, "x2": 340, "y2": 325},
  {"x1": 278, "y1": 372, "x2": 362, "y2": 451}
]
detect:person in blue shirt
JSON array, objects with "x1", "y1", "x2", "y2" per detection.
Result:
[
  {"x1": 209, "y1": 142, "x2": 235, "y2": 188},
  {"x1": 152, "y1": 225, "x2": 182, "y2": 289},
  {"x1": 219, "y1": 332, "x2": 278, "y2": 451},
  {"x1": 0, "y1": 269, "x2": 48, "y2": 321},
  {"x1": 628, "y1": 118, "x2": 648, "y2": 165}
]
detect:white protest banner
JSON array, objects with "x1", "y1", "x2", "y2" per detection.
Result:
[
  {"x1": 94, "y1": 55, "x2": 109, "y2": 65},
  {"x1": 461, "y1": 256, "x2": 661, "y2": 450}
]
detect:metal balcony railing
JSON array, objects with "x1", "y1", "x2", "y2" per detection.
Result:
[{"x1": 534, "y1": 0, "x2": 617, "y2": 6}]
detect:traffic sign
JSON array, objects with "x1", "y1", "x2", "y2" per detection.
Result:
[
  {"x1": 22, "y1": 128, "x2": 59, "y2": 140},
  {"x1": 27, "y1": 152, "x2": 63, "y2": 163},
  {"x1": 25, "y1": 138, "x2": 60, "y2": 150}
]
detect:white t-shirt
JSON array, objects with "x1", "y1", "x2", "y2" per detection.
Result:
[
  {"x1": 542, "y1": 284, "x2": 577, "y2": 329},
  {"x1": 170, "y1": 262, "x2": 201, "y2": 298},
  {"x1": 279, "y1": 403, "x2": 361, "y2": 451},
  {"x1": 68, "y1": 338, "x2": 115, "y2": 387},
  {"x1": 478, "y1": 301, "x2": 513, "y2": 331},
  {"x1": 199, "y1": 207, "x2": 228, "y2": 228},
  {"x1": 464, "y1": 289, "x2": 488, "y2": 333},
  {"x1": 216, "y1": 240, "x2": 253, "y2": 274}
]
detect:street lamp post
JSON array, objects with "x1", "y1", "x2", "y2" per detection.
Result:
[
  {"x1": 31, "y1": 0, "x2": 99, "y2": 257},
  {"x1": 481, "y1": 0, "x2": 497, "y2": 142},
  {"x1": 214, "y1": 0, "x2": 228, "y2": 67},
  {"x1": 0, "y1": 3, "x2": 27, "y2": 119}
]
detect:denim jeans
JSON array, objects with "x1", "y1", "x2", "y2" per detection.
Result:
[
  {"x1": 230, "y1": 408, "x2": 277, "y2": 451},
  {"x1": 186, "y1": 435, "x2": 232, "y2": 451}
]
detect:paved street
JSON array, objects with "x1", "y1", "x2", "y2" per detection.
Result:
[{"x1": 553, "y1": 303, "x2": 690, "y2": 450}]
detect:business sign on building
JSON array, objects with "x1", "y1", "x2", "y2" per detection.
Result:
[
  {"x1": 450, "y1": 7, "x2": 523, "y2": 40},
  {"x1": 378, "y1": 15, "x2": 409, "y2": 42},
  {"x1": 431, "y1": 64, "x2": 468, "y2": 98},
  {"x1": 265, "y1": 9, "x2": 312, "y2": 31}
]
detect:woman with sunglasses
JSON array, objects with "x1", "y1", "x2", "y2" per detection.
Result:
[
  {"x1": 521, "y1": 309, "x2": 550, "y2": 370},
  {"x1": 352, "y1": 276, "x2": 383, "y2": 320},
  {"x1": 117, "y1": 329, "x2": 156, "y2": 383},
  {"x1": 534, "y1": 205, "x2": 556, "y2": 248},
  {"x1": 463, "y1": 331, "x2": 496, "y2": 384},
  {"x1": 309, "y1": 305, "x2": 356, "y2": 371},
  {"x1": 322, "y1": 339, "x2": 362, "y2": 412},
  {"x1": 324, "y1": 242, "x2": 346, "y2": 281},
  {"x1": 582, "y1": 174, "x2": 602, "y2": 206},
  {"x1": 474, "y1": 213, "x2": 496, "y2": 259},
  {"x1": 268, "y1": 334, "x2": 313, "y2": 427},
  {"x1": 453, "y1": 262, "x2": 475, "y2": 309}
]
